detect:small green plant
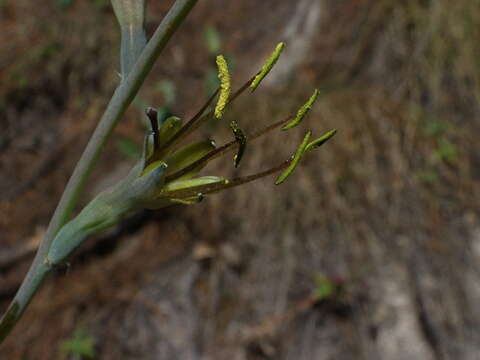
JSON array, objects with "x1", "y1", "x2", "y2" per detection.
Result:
[
  {"x1": 0, "y1": 0, "x2": 336, "y2": 343},
  {"x1": 432, "y1": 137, "x2": 458, "y2": 164},
  {"x1": 423, "y1": 117, "x2": 458, "y2": 164},
  {"x1": 60, "y1": 327, "x2": 96, "y2": 359},
  {"x1": 313, "y1": 273, "x2": 344, "y2": 301}
]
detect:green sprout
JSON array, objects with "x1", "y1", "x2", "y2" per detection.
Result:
[
  {"x1": 313, "y1": 274, "x2": 340, "y2": 301},
  {"x1": 60, "y1": 328, "x2": 96, "y2": 359}
]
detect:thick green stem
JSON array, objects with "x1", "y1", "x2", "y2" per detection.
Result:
[{"x1": 0, "y1": 0, "x2": 199, "y2": 344}]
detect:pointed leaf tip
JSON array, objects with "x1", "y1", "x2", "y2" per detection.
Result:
[
  {"x1": 282, "y1": 89, "x2": 320, "y2": 130},
  {"x1": 141, "y1": 160, "x2": 168, "y2": 177},
  {"x1": 275, "y1": 131, "x2": 312, "y2": 185},
  {"x1": 162, "y1": 176, "x2": 227, "y2": 194},
  {"x1": 159, "y1": 116, "x2": 182, "y2": 146},
  {"x1": 215, "y1": 55, "x2": 231, "y2": 119},
  {"x1": 305, "y1": 129, "x2": 337, "y2": 151},
  {"x1": 250, "y1": 42, "x2": 286, "y2": 91}
]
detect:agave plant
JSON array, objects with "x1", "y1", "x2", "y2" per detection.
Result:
[{"x1": 0, "y1": 0, "x2": 335, "y2": 344}]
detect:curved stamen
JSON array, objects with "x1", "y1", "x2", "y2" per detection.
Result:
[
  {"x1": 162, "y1": 159, "x2": 291, "y2": 199},
  {"x1": 157, "y1": 88, "x2": 219, "y2": 157},
  {"x1": 159, "y1": 74, "x2": 257, "y2": 156},
  {"x1": 214, "y1": 55, "x2": 231, "y2": 119},
  {"x1": 162, "y1": 129, "x2": 336, "y2": 200},
  {"x1": 275, "y1": 131, "x2": 311, "y2": 185},
  {"x1": 164, "y1": 114, "x2": 294, "y2": 182},
  {"x1": 230, "y1": 120, "x2": 247, "y2": 168}
]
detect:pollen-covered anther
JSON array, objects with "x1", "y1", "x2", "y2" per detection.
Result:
[
  {"x1": 215, "y1": 55, "x2": 231, "y2": 119},
  {"x1": 306, "y1": 129, "x2": 337, "y2": 151},
  {"x1": 250, "y1": 42, "x2": 285, "y2": 91},
  {"x1": 230, "y1": 120, "x2": 247, "y2": 168},
  {"x1": 282, "y1": 89, "x2": 320, "y2": 131},
  {"x1": 275, "y1": 131, "x2": 312, "y2": 185}
]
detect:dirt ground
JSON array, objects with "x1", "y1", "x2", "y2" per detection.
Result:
[{"x1": 1, "y1": 0, "x2": 480, "y2": 359}]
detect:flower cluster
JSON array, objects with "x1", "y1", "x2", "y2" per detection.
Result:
[{"x1": 45, "y1": 43, "x2": 336, "y2": 266}]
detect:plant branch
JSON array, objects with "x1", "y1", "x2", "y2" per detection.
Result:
[{"x1": 0, "y1": 0, "x2": 199, "y2": 344}]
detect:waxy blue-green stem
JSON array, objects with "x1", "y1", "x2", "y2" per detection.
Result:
[{"x1": 111, "y1": 0, "x2": 147, "y2": 78}]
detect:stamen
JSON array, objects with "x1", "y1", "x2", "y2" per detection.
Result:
[
  {"x1": 164, "y1": 114, "x2": 294, "y2": 182},
  {"x1": 169, "y1": 193, "x2": 204, "y2": 205},
  {"x1": 159, "y1": 74, "x2": 257, "y2": 156},
  {"x1": 163, "y1": 159, "x2": 292, "y2": 200},
  {"x1": 275, "y1": 131, "x2": 312, "y2": 185},
  {"x1": 163, "y1": 129, "x2": 336, "y2": 200},
  {"x1": 250, "y1": 42, "x2": 286, "y2": 91},
  {"x1": 305, "y1": 129, "x2": 337, "y2": 151},
  {"x1": 230, "y1": 120, "x2": 247, "y2": 168},
  {"x1": 215, "y1": 55, "x2": 231, "y2": 119},
  {"x1": 157, "y1": 88, "x2": 219, "y2": 156},
  {"x1": 214, "y1": 160, "x2": 290, "y2": 191},
  {"x1": 282, "y1": 89, "x2": 320, "y2": 131}
]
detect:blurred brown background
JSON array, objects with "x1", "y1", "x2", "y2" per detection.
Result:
[{"x1": 1, "y1": 0, "x2": 480, "y2": 359}]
